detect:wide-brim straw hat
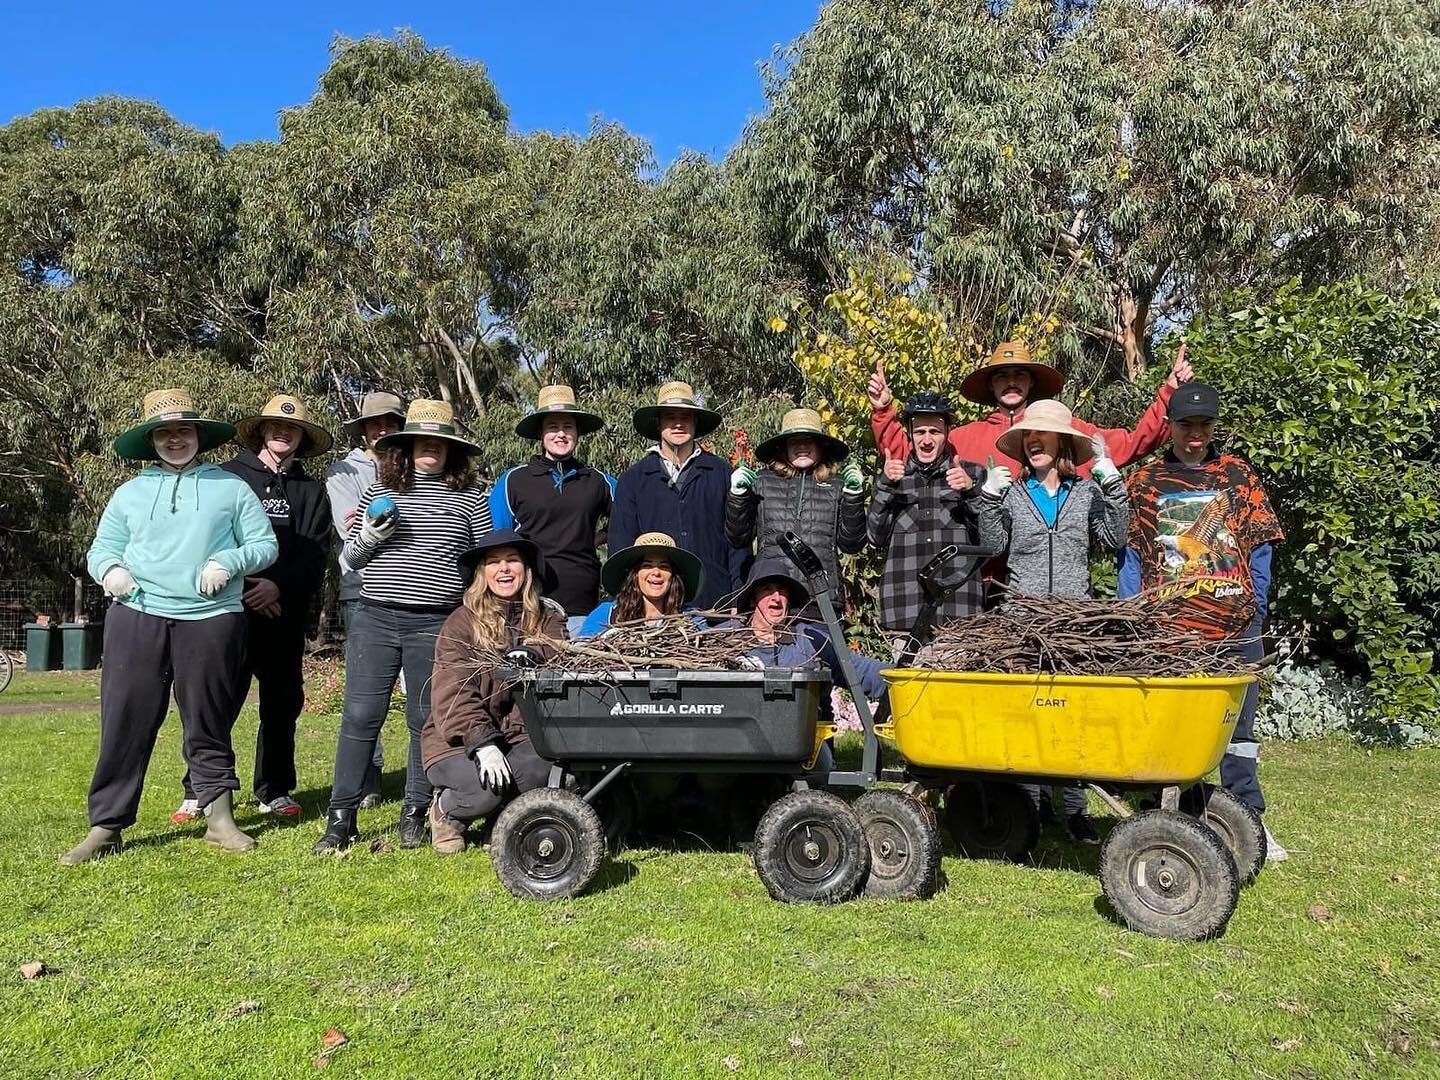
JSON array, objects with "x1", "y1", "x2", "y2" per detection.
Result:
[
  {"x1": 754, "y1": 408, "x2": 849, "y2": 464},
  {"x1": 342, "y1": 392, "x2": 408, "y2": 439},
  {"x1": 456, "y1": 528, "x2": 550, "y2": 590},
  {"x1": 958, "y1": 340, "x2": 1065, "y2": 406},
  {"x1": 375, "y1": 399, "x2": 483, "y2": 456},
  {"x1": 600, "y1": 532, "x2": 704, "y2": 603},
  {"x1": 994, "y1": 399, "x2": 1095, "y2": 466},
  {"x1": 515, "y1": 384, "x2": 604, "y2": 441},
  {"x1": 633, "y1": 381, "x2": 722, "y2": 441},
  {"x1": 733, "y1": 558, "x2": 811, "y2": 615},
  {"x1": 234, "y1": 394, "x2": 333, "y2": 458},
  {"x1": 113, "y1": 388, "x2": 235, "y2": 462}
]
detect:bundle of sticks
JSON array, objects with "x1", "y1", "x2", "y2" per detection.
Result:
[{"x1": 916, "y1": 591, "x2": 1261, "y2": 678}]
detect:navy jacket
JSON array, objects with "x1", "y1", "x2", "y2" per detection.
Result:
[{"x1": 609, "y1": 449, "x2": 750, "y2": 610}]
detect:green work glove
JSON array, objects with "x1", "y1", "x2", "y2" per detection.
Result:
[
  {"x1": 840, "y1": 460, "x2": 865, "y2": 493},
  {"x1": 730, "y1": 463, "x2": 758, "y2": 495}
]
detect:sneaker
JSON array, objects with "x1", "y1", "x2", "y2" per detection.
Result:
[
  {"x1": 170, "y1": 798, "x2": 201, "y2": 824},
  {"x1": 1067, "y1": 812, "x2": 1100, "y2": 846},
  {"x1": 258, "y1": 795, "x2": 302, "y2": 819},
  {"x1": 1263, "y1": 824, "x2": 1289, "y2": 862}
]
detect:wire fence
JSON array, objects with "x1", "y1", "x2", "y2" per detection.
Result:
[{"x1": 0, "y1": 578, "x2": 106, "y2": 651}]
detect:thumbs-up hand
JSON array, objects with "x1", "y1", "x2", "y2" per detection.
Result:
[
  {"x1": 867, "y1": 359, "x2": 893, "y2": 409},
  {"x1": 882, "y1": 449, "x2": 906, "y2": 483},
  {"x1": 945, "y1": 463, "x2": 973, "y2": 492}
]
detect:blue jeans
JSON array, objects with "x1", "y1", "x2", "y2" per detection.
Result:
[
  {"x1": 329, "y1": 601, "x2": 449, "y2": 812},
  {"x1": 1222, "y1": 629, "x2": 1266, "y2": 814}
]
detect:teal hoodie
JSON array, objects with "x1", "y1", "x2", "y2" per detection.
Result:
[{"x1": 87, "y1": 462, "x2": 279, "y2": 620}]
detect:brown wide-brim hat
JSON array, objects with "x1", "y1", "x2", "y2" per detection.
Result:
[
  {"x1": 633, "y1": 381, "x2": 722, "y2": 441},
  {"x1": 113, "y1": 388, "x2": 235, "y2": 462},
  {"x1": 600, "y1": 532, "x2": 704, "y2": 603},
  {"x1": 515, "y1": 384, "x2": 604, "y2": 441},
  {"x1": 958, "y1": 341, "x2": 1064, "y2": 406},
  {"x1": 754, "y1": 408, "x2": 849, "y2": 464},
  {"x1": 994, "y1": 399, "x2": 1094, "y2": 466},
  {"x1": 234, "y1": 394, "x2": 333, "y2": 458},
  {"x1": 342, "y1": 391, "x2": 408, "y2": 439},
  {"x1": 375, "y1": 399, "x2": 483, "y2": 456}
]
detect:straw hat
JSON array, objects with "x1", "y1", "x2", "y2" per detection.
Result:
[
  {"x1": 994, "y1": 400, "x2": 1094, "y2": 465},
  {"x1": 234, "y1": 394, "x2": 333, "y2": 458},
  {"x1": 375, "y1": 399, "x2": 483, "y2": 456},
  {"x1": 112, "y1": 388, "x2": 236, "y2": 462},
  {"x1": 600, "y1": 532, "x2": 704, "y2": 602},
  {"x1": 515, "y1": 384, "x2": 604, "y2": 440},
  {"x1": 754, "y1": 408, "x2": 849, "y2": 464},
  {"x1": 632, "y1": 381, "x2": 722, "y2": 441},
  {"x1": 342, "y1": 392, "x2": 407, "y2": 439},
  {"x1": 958, "y1": 340, "x2": 1064, "y2": 405}
]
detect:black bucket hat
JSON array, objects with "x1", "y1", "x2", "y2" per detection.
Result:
[
  {"x1": 457, "y1": 529, "x2": 547, "y2": 589},
  {"x1": 734, "y1": 558, "x2": 811, "y2": 615}
]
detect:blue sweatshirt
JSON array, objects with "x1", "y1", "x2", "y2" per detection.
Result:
[{"x1": 87, "y1": 463, "x2": 279, "y2": 620}]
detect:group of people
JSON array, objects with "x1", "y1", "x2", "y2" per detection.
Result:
[{"x1": 60, "y1": 339, "x2": 1287, "y2": 866}]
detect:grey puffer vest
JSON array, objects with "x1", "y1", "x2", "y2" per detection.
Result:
[{"x1": 725, "y1": 468, "x2": 867, "y2": 597}]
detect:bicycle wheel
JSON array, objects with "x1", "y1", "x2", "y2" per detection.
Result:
[{"x1": 0, "y1": 652, "x2": 13, "y2": 694}]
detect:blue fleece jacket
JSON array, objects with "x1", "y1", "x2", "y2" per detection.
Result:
[{"x1": 87, "y1": 463, "x2": 279, "y2": 620}]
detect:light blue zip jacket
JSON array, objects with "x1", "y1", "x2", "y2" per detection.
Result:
[{"x1": 87, "y1": 463, "x2": 279, "y2": 620}]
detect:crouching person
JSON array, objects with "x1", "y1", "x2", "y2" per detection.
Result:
[{"x1": 421, "y1": 531, "x2": 567, "y2": 853}]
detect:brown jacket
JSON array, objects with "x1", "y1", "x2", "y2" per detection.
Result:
[{"x1": 421, "y1": 600, "x2": 566, "y2": 770}]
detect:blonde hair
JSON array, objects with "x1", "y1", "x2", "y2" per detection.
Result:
[
  {"x1": 462, "y1": 558, "x2": 548, "y2": 648},
  {"x1": 768, "y1": 459, "x2": 835, "y2": 482}
]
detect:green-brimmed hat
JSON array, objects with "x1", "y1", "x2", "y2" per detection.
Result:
[
  {"x1": 342, "y1": 392, "x2": 407, "y2": 440},
  {"x1": 113, "y1": 388, "x2": 235, "y2": 462},
  {"x1": 754, "y1": 407, "x2": 849, "y2": 464},
  {"x1": 234, "y1": 394, "x2": 333, "y2": 458},
  {"x1": 633, "y1": 381, "x2": 722, "y2": 441},
  {"x1": 600, "y1": 532, "x2": 704, "y2": 603},
  {"x1": 515, "y1": 384, "x2": 604, "y2": 440},
  {"x1": 375, "y1": 399, "x2": 483, "y2": 456}
]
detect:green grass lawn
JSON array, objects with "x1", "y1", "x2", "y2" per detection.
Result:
[
  {"x1": 1, "y1": 701, "x2": 1437, "y2": 1078},
  {"x1": 1, "y1": 668, "x2": 102, "y2": 706}
]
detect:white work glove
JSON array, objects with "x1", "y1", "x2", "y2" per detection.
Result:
[
  {"x1": 473, "y1": 744, "x2": 512, "y2": 791},
  {"x1": 840, "y1": 461, "x2": 865, "y2": 493},
  {"x1": 1089, "y1": 433, "x2": 1120, "y2": 485},
  {"x1": 981, "y1": 464, "x2": 1014, "y2": 497},
  {"x1": 730, "y1": 463, "x2": 758, "y2": 495},
  {"x1": 198, "y1": 559, "x2": 231, "y2": 596},
  {"x1": 102, "y1": 566, "x2": 137, "y2": 599},
  {"x1": 361, "y1": 513, "x2": 398, "y2": 545}
]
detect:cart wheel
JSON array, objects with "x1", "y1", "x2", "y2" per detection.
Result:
[
  {"x1": 1099, "y1": 810, "x2": 1240, "y2": 941},
  {"x1": 854, "y1": 790, "x2": 941, "y2": 901},
  {"x1": 752, "y1": 790, "x2": 870, "y2": 904},
  {"x1": 490, "y1": 788, "x2": 605, "y2": 901},
  {"x1": 1180, "y1": 784, "x2": 1266, "y2": 886},
  {"x1": 588, "y1": 778, "x2": 638, "y2": 855},
  {"x1": 943, "y1": 780, "x2": 1040, "y2": 862}
]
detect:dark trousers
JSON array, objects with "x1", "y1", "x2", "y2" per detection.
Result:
[
  {"x1": 88, "y1": 605, "x2": 248, "y2": 830},
  {"x1": 1025, "y1": 783, "x2": 1088, "y2": 818},
  {"x1": 248, "y1": 607, "x2": 308, "y2": 802},
  {"x1": 340, "y1": 599, "x2": 385, "y2": 772},
  {"x1": 1223, "y1": 632, "x2": 1266, "y2": 814},
  {"x1": 328, "y1": 601, "x2": 446, "y2": 812},
  {"x1": 426, "y1": 738, "x2": 552, "y2": 823}
]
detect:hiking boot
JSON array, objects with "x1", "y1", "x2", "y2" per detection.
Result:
[
  {"x1": 1067, "y1": 812, "x2": 1100, "y2": 846},
  {"x1": 429, "y1": 798, "x2": 465, "y2": 855},
  {"x1": 170, "y1": 798, "x2": 201, "y2": 824},
  {"x1": 1263, "y1": 823, "x2": 1289, "y2": 863},
  {"x1": 60, "y1": 826, "x2": 123, "y2": 866},
  {"x1": 258, "y1": 795, "x2": 302, "y2": 819},
  {"x1": 313, "y1": 809, "x2": 359, "y2": 854},
  {"x1": 398, "y1": 804, "x2": 429, "y2": 849},
  {"x1": 359, "y1": 764, "x2": 384, "y2": 809},
  {"x1": 203, "y1": 792, "x2": 257, "y2": 853}
]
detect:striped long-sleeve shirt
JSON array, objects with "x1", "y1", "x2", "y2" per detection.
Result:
[{"x1": 343, "y1": 476, "x2": 493, "y2": 609}]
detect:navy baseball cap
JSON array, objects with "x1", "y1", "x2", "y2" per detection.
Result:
[{"x1": 1168, "y1": 383, "x2": 1221, "y2": 421}]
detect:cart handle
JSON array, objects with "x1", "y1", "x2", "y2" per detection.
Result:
[{"x1": 778, "y1": 531, "x2": 826, "y2": 584}]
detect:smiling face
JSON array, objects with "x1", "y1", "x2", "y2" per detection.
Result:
[
  {"x1": 786, "y1": 435, "x2": 819, "y2": 472},
  {"x1": 910, "y1": 415, "x2": 949, "y2": 464},
  {"x1": 151, "y1": 422, "x2": 199, "y2": 467},
  {"x1": 1170, "y1": 417, "x2": 1216, "y2": 462},
  {"x1": 260, "y1": 419, "x2": 304, "y2": 460},
  {"x1": 1022, "y1": 430, "x2": 1062, "y2": 472},
  {"x1": 541, "y1": 415, "x2": 578, "y2": 460},
  {"x1": 749, "y1": 582, "x2": 792, "y2": 631},
  {"x1": 482, "y1": 547, "x2": 528, "y2": 599},
  {"x1": 636, "y1": 555, "x2": 675, "y2": 602},
  {"x1": 989, "y1": 366, "x2": 1034, "y2": 410},
  {"x1": 657, "y1": 408, "x2": 696, "y2": 454},
  {"x1": 412, "y1": 436, "x2": 449, "y2": 475}
]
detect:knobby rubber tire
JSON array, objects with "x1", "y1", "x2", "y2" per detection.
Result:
[
  {"x1": 752, "y1": 790, "x2": 870, "y2": 904},
  {"x1": 1180, "y1": 783, "x2": 1266, "y2": 885},
  {"x1": 855, "y1": 789, "x2": 941, "y2": 901},
  {"x1": 944, "y1": 780, "x2": 1040, "y2": 862},
  {"x1": 1099, "y1": 809, "x2": 1240, "y2": 941},
  {"x1": 491, "y1": 788, "x2": 606, "y2": 901}
]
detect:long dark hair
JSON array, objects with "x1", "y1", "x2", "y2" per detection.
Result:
[
  {"x1": 377, "y1": 441, "x2": 475, "y2": 493},
  {"x1": 611, "y1": 565, "x2": 686, "y2": 623}
]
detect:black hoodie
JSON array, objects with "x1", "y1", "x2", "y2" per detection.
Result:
[{"x1": 220, "y1": 449, "x2": 332, "y2": 606}]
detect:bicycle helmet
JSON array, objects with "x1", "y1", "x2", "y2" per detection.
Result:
[{"x1": 901, "y1": 390, "x2": 957, "y2": 425}]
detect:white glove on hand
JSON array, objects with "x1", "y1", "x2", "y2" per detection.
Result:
[
  {"x1": 361, "y1": 513, "x2": 398, "y2": 545},
  {"x1": 102, "y1": 566, "x2": 137, "y2": 599},
  {"x1": 1089, "y1": 433, "x2": 1120, "y2": 484},
  {"x1": 981, "y1": 464, "x2": 1014, "y2": 497},
  {"x1": 198, "y1": 560, "x2": 230, "y2": 596},
  {"x1": 730, "y1": 463, "x2": 758, "y2": 495},
  {"x1": 473, "y1": 745, "x2": 512, "y2": 791},
  {"x1": 840, "y1": 461, "x2": 865, "y2": 493}
]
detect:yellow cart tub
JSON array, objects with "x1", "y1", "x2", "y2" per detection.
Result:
[{"x1": 882, "y1": 670, "x2": 1255, "y2": 785}]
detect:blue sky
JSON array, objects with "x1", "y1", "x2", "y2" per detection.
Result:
[{"x1": 0, "y1": 1, "x2": 822, "y2": 163}]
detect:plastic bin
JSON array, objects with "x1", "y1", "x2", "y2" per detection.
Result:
[
  {"x1": 60, "y1": 622, "x2": 104, "y2": 671},
  {"x1": 24, "y1": 623, "x2": 62, "y2": 671},
  {"x1": 512, "y1": 668, "x2": 831, "y2": 765}
]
